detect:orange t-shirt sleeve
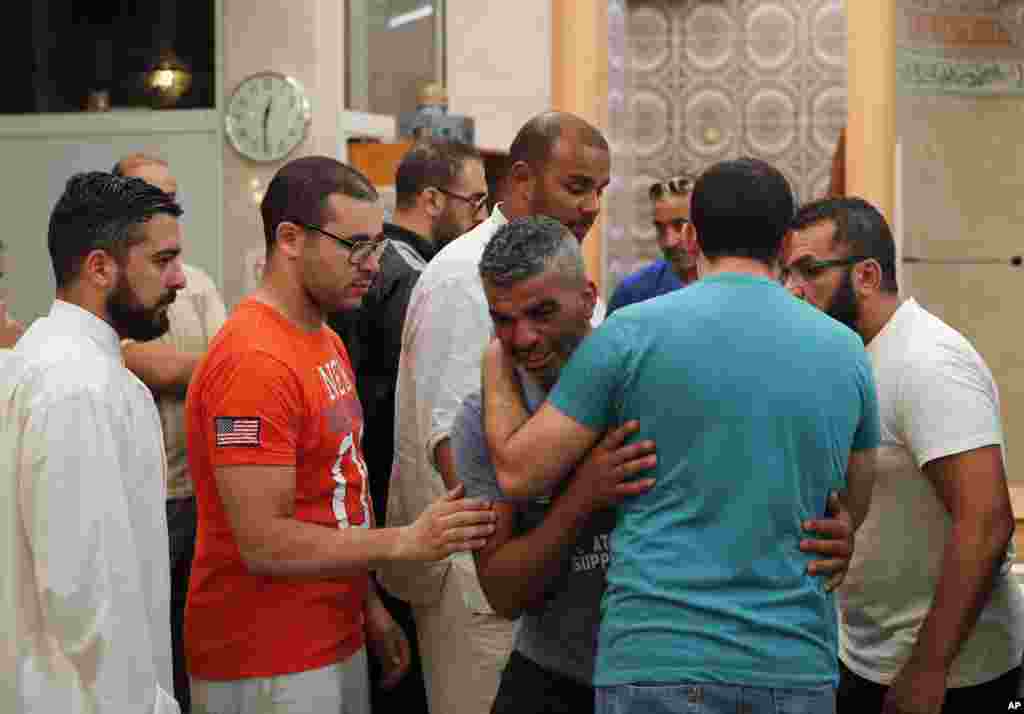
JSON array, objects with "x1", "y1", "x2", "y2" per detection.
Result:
[{"x1": 203, "y1": 350, "x2": 305, "y2": 467}]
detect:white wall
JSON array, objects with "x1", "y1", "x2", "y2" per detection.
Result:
[
  {"x1": 446, "y1": 0, "x2": 552, "y2": 151},
  {"x1": 0, "y1": 110, "x2": 223, "y2": 323}
]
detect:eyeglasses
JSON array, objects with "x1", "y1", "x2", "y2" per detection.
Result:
[
  {"x1": 654, "y1": 217, "x2": 690, "y2": 232},
  {"x1": 780, "y1": 256, "x2": 872, "y2": 285},
  {"x1": 649, "y1": 175, "x2": 696, "y2": 201},
  {"x1": 434, "y1": 187, "x2": 489, "y2": 215},
  {"x1": 293, "y1": 222, "x2": 389, "y2": 265}
]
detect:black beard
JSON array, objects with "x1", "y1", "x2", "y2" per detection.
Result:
[
  {"x1": 107, "y1": 279, "x2": 173, "y2": 341},
  {"x1": 826, "y1": 268, "x2": 860, "y2": 330}
]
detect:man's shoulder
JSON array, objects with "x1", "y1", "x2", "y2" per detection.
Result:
[
  {"x1": 624, "y1": 260, "x2": 669, "y2": 285},
  {"x1": 6, "y1": 338, "x2": 122, "y2": 410}
]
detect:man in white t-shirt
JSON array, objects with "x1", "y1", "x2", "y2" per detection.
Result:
[{"x1": 784, "y1": 196, "x2": 1024, "y2": 714}]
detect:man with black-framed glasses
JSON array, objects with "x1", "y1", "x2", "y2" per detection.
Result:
[
  {"x1": 785, "y1": 197, "x2": 1024, "y2": 714},
  {"x1": 328, "y1": 138, "x2": 487, "y2": 714},
  {"x1": 608, "y1": 174, "x2": 699, "y2": 315},
  {"x1": 183, "y1": 156, "x2": 497, "y2": 714}
]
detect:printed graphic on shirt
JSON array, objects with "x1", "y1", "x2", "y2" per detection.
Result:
[
  {"x1": 573, "y1": 531, "x2": 612, "y2": 573},
  {"x1": 318, "y1": 358, "x2": 353, "y2": 401},
  {"x1": 319, "y1": 358, "x2": 372, "y2": 530},
  {"x1": 214, "y1": 416, "x2": 261, "y2": 447}
]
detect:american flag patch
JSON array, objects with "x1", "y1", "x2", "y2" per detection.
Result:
[{"x1": 215, "y1": 417, "x2": 261, "y2": 447}]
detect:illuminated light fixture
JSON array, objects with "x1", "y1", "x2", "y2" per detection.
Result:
[
  {"x1": 144, "y1": 48, "x2": 192, "y2": 108},
  {"x1": 387, "y1": 4, "x2": 434, "y2": 30}
]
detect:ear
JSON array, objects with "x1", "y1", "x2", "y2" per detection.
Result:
[
  {"x1": 853, "y1": 258, "x2": 882, "y2": 295},
  {"x1": 581, "y1": 279, "x2": 598, "y2": 320},
  {"x1": 683, "y1": 221, "x2": 699, "y2": 256},
  {"x1": 507, "y1": 160, "x2": 536, "y2": 204},
  {"x1": 81, "y1": 248, "x2": 120, "y2": 290},
  {"x1": 420, "y1": 188, "x2": 444, "y2": 219},
  {"x1": 274, "y1": 221, "x2": 304, "y2": 259}
]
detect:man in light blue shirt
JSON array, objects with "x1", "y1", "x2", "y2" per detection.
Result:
[{"x1": 482, "y1": 158, "x2": 882, "y2": 714}]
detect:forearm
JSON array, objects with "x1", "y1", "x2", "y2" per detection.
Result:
[
  {"x1": 909, "y1": 513, "x2": 1014, "y2": 669},
  {"x1": 477, "y1": 488, "x2": 594, "y2": 619},
  {"x1": 123, "y1": 342, "x2": 201, "y2": 395},
  {"x1": 240, "y1": 517, "x2": 412, "y2": 578},
  {"x1": 482, "y1": 356, "x2": 562, "y2": 498},
  {"x1": 433, "y1": 439, "x2": 461, "y2": 490}
]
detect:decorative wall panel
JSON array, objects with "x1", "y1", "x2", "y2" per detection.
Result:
[{"x1": 606, "y1": 0, "x2": 847, "y2": 289}]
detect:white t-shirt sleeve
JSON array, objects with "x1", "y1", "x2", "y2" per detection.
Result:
[{"x1": 897, "y1": 342, "x2": 1004, "y2": 470}]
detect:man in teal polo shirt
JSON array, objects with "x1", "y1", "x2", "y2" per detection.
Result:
[{"x1": 481, "y1": 158, "x2": 882, "y2": 714}]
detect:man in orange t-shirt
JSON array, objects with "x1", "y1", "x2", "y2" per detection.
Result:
[{"x1": 184, "y1": 157, "x2": 497, "y2": 714}]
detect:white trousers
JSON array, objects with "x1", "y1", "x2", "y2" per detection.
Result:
[{"x1": 191, "y1": 647, "x2": 369, "y2": 714}]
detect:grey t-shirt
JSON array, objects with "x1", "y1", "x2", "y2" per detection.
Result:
[{"x1": 452, "y1": 374, "x2": 615, "y2": 685}]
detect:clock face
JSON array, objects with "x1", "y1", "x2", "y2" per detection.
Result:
[{"x1": 225, "y1": 73, "x2": 312, "y2": 163}]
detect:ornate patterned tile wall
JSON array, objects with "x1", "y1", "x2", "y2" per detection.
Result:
[{"x1": 605, "y1": 0, "x2": 847, "y2": 290}]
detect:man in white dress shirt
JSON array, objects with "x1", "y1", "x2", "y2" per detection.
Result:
[
  {"x1": 0, "y1": 238, "x2": 25, "y2": 349},
  {"x1": 0, "y1": 171, "x2": 187, "y2": 713},
  {"x1": 382, "y1": 111, "x2": 611, "y2": 714}
]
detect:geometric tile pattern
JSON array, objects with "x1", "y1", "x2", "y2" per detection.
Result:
[{"x1": 606, "y1": 0, "x2": 847, "y2": 290}]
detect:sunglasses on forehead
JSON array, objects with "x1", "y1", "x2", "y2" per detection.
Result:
[{"x1": 649, "y1": 176, "x2": 696, "y2": 201}]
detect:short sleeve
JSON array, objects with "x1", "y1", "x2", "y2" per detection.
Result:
[
  {"x1": 451, "y1": 391, "x2": 507, "y2": 502},
  {"x1": 547, "y1": 319, "x2": 631, "y2": 433},
  {"x1": 852, "y1": 349, "x2": 882, "y2": 452},
  {"x1": 897, "y1": 344, "x2": 1003, "y2": 469},
  {"x1": 202, "y1": 351, "x2": 306, "y2": 467}
]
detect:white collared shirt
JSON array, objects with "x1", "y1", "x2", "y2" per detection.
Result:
[{"x1": 0, "y1": 300, "x2": 178, "y2": 713}]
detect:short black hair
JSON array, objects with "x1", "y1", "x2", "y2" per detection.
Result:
[
  {"x1": 394, "y1": 139, "x2": 482, "y2": 209},
  {"x1": 47, "y1": 172, "x2": 183, "y2": 289},
  {"x1": 690, "y1": 157, "x2": 795, "y2": 264},
  {"x1": 479, "y1": 216, "x2": 584, "y2": 287},
  {"x1": 508, "y1": 112, "x2": 609, "y2": 169},
  {"x1": 260, "y1": 156, "x2": 378, "y2": 254},
  {"x1": 792, "y1": 197, "x2": 898, "y2": 293}
]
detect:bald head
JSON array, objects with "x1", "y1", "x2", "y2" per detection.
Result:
[
  {"x1": 508, "y1": 112, "x2": 608, "y2": 170},
  {"x1": 113, "y1": 153, "x2": 178, "y2": 198}
]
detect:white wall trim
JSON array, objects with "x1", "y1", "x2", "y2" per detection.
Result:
[{"x1": 0, "y1": 108, "x2": 220, "y2": 138}]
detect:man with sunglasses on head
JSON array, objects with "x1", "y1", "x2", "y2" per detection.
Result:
[
  {"x1": 183, "y1": 157, "x2": 497, "y2": 714},
  {"x1": 329, "y1": 138, "x2": 487, "y2": 714},
  {"x1": 784, "y1": 197, "x2": 1024, "y2": 714},
  {"x1": 607, "y1": 174, "x2": 698, "y2": 315}
]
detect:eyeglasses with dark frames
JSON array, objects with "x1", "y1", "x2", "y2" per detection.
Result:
[
  {"x1": 433, "y1": 186, "x2": 489, "y2": 214},
  {"x1": 292, "y1": 221, "x2": 389, "y2": 265},
  {"x1": 780, "y1": 255, "x2": 872, "y2": 285},
  {"x1": 649, "y1": 175, "x2": 696, "y2": 201}
]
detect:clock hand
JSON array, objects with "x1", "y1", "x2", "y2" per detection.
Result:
[{"x1": 263, "y1": 99, "x2": 273, "y2": 154}]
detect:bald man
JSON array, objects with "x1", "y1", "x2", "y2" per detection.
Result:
[
  {"x1": 383, "y1": 111, "x2": 612, "y2": 714},
  {"x1": 114, "y1": 153, "x2": 228, "y2": 713}
]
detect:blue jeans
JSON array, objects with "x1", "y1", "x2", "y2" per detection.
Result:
[{"x1": 596, "y1": 682, "x2": 835, "y2": 714}]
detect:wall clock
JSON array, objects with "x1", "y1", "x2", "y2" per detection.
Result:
[{"x1": 225, "y1": 72, "x2": 312, "y2": 163}]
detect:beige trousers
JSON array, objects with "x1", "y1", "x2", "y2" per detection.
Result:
[{"x1": 413, "y1": 567, "x2": 517, "y2": 714}]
